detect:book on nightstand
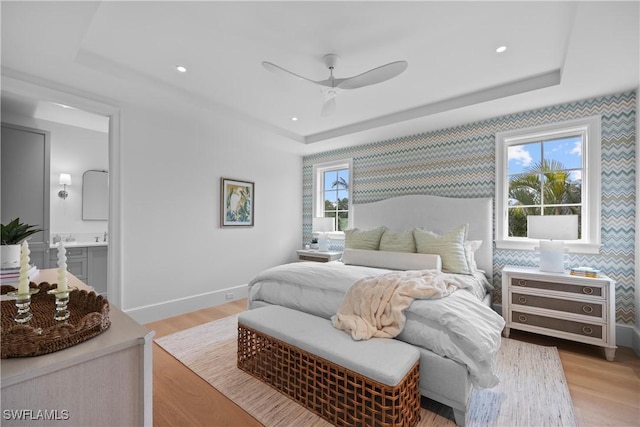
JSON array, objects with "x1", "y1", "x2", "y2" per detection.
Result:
[{"x1": 569, "y1": 266, "x2": 600, "y2": 278}]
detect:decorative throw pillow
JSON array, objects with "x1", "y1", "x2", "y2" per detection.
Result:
[
  {"x1": 342, "y1": 248, "x2": 441, "y2": 271},
  {"x1": 465, "y1": 240, "x2": 483, "y2": 272},
  {"x1": 344, "y1": 226, "x2": 386, "y2": 250},
  {"x1": 413, "y1": 224, "x2": 472, "y2": 274},
  {"x1": 379, "y1": 229, "x2": 416, "y2": 253}
]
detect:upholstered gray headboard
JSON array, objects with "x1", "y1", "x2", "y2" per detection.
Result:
[{"x1": 352, "y1": 195, "x2": 493, "y2": 279}]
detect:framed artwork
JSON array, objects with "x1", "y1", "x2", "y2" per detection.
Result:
[{"x1": 221, "y1": 178, "x2": 254, "y2": 227}]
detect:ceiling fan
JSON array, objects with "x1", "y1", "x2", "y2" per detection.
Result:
[{"x1": 262, "y1": 54, "x2": 408, "y2": 117}]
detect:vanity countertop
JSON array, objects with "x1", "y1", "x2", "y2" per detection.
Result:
[{"x1": 50, "y1": 241, "x2": 108, "y2": 248}]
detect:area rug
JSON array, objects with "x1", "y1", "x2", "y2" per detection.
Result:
[{"x1": 155, "y1": 314, "x2": 576, "y2": 427}]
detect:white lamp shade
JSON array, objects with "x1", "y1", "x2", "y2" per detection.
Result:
[
  {"x1": 59, "y1": 173, "x2": 72, "y2": 186},
  {"x1": 527, "y1": 215, "x2": 578, "y2": 240},
  {"x1": 312, "y1": 217, "x2": 335, "y2": 233}
]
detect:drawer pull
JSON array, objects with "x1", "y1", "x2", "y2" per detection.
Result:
[
  {"x1": 582, "y1": 305, "x2": 594, "y2": 314},
  {"x1": 518, "y1": 315, "x2": 527, "y2": 323},
  {"x1": 517, "y1": 280, "x2": 527, "y2": 287},
  {"x1": 582, "y1": 326, "x2": 594, "y2": 335},
  {"x1": 582, "y1": 287, "x2": 594, "y2": 295},
  {"x1": 518, "y1": 296, "x2": 528, "y2": 304}
]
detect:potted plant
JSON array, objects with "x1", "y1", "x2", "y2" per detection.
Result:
[
  {"x1": 1, "y1": 218, "x2": 43, "y2": 269},
  {"x1": 310, "y1": 237, "x2": 319, "y2": 250}
]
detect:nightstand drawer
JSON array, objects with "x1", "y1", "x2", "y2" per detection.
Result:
[
  {"x1": 511, "y1": 292, "x2": 603, "y2": 318},
  {"x1": 296, "y1": 250, "x2": 342, "y2": 263},
  {"x1": 512, "y1": 311, "x2": 603, "y2": 339},
  {"x1": 299, "y1": 254, "x2": 331, "y2": 262},
  {"x1": 511, "y1": 277, "x2": 602, "y2": 297}
]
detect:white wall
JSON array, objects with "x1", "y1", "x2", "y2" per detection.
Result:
[
  {"x1": 2, "y1": 80, "x2": 303, "y2": 324},
  {"x1": 1, "y1": 112, "x2": 109, "y2": 237},
  {"x1": 117, "y1": 98, "x2": 302, "y2": 322}
]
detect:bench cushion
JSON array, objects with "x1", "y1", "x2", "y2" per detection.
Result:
[{"x1": 238, "y1": 305, "x2": 420, "y2": 386}]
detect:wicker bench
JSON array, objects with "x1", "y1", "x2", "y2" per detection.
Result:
[{"x1": 237, "y1": 305, "x2": 421, "y2": 427}]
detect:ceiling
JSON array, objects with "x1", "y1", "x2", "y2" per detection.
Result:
[{"x1": 1, "y1": 1, "x2": 638, "y2": 153}]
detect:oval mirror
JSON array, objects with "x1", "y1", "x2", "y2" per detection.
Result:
[{"x1": 82, "y1": 170, "x2": 108, "y2": 221}]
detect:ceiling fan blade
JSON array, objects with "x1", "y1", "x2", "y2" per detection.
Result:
[
  {"x1": 320, "y1": 87, "x2": 341, "y2": 117},
  {"x1": 337, "y1": 60, "x2": 408, "y2": 90},
  {"x1": 262, "y1": 61, "x2": 327, "y2": 86},
  {"x1": 321, "y1": 97, "x2": 336, "y2": 117}
]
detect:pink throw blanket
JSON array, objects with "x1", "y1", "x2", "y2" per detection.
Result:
[{"x1": 331, "y1": 269, "x2": 470, "y2": 340}]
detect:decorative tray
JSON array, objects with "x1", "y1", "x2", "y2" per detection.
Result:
[{"x1": 1, "y1": 282, "x2": 110, "y2": 359}]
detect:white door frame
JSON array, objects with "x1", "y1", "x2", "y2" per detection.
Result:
[{"x1": 2, "y1": 74, "x2": 123, "y2": 308}]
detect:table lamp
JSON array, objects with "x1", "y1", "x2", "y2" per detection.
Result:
[
  {"x1": 527, "y1": 215, "x2": 578, "y2": 273},
  {"x1": 312, "y1": 217, "x2": 335, "y2": 251}
]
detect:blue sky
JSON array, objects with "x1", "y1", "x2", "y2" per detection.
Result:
[
  {"x1": 324, "y1": 169, "x2": 349, "y2": 203},
  {"x1": 508, "y1": 136, "x2": 583, "y2": 181}
]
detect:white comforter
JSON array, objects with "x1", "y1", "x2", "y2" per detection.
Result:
[{"x1": 248, "y1": 261, "x2": 505, "y2": 388}]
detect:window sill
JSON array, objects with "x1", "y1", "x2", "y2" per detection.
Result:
[
  {"x1": 495, "y1": 239, "x2": 601, "y2": 254},
  {"x1": 327, "y1": 231, "x2": 345, "y2": 240}
]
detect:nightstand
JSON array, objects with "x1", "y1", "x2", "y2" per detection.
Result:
[
  {"x1": 502, "y1": 265, "x2": 616, "y2": 361},
  {"x1": 296, "y1": 250, "x2": 342, "y2": 263}
]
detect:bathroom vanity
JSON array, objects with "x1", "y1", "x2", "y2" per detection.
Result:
[{"x1": 49, "y1": 242, "x2": 108, "y2": 297}]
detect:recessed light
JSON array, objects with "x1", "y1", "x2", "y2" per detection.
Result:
[
  {"x1": 496, "y1": 46, "x2": 507, "y2": 53},
  {"x1": 291, "y1": 117, "x2": 298, "y2": 121},
  {"x1": 176, "y1": 65, "x2": 187, "y2": 73}
]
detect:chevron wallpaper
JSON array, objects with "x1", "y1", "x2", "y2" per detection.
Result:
[{"x1": 303, "y1": 90, "x2": 636, "y2": 326}]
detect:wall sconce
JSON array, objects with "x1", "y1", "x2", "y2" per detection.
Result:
[{"x1": 58, "y1": 173, "x2": 71, "y2": 199}]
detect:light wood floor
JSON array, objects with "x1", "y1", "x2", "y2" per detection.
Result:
[{"x1": 146, "y1": 299, "x2": 640, "y2": 427}]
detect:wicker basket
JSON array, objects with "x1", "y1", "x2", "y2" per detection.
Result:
[{"x1": 1, "y1": 282, "x2": 110, "y2": 358}]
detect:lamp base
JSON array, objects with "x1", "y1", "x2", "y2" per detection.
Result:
[
  {"x1": 538, "y1": 240, "x2": 566, "y2": 273},
  {"x1": 318, "y1": 233, "x2": 329, "y2": 252}
]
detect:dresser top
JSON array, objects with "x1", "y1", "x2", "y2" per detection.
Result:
[
  {"x1": 503, "y1": 265, "x2": 613, "y2": 282},
  {"x1": 1, "y1": 270, "x2": 153, "y2": 387}
]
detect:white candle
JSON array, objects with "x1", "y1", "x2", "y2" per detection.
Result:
[
  {"x1": 57, "y1": 240, "x2": 68, "y2": 292},
  {"x1": 17, "y1": 240, "x2": 30, "y2": 294}
]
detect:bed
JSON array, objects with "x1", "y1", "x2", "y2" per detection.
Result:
[{"x1": 247, "y1": 195, "x2": 505, "y2": 426}]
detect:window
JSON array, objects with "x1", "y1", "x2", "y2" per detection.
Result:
[
  {"x1": 495, "y1": 116, "x2": 601, "y2": 253},
  {"x1": 312, "y1": 159, "x2": 352, "y2": 233}
]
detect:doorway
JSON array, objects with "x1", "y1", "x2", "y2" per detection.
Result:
[{"x1": 1, "y1": 76, "x2": 122, "y2": 307}]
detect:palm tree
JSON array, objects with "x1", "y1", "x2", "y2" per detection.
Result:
[
  {"x1": 508, "y1": 160, "x2": 581, "y2": 237},
  {"x1": 327, "y1": 176, "x2": 349, "y2": 231},
  {"x1": 331, "y1": 177, "x2": 348, "y2": 191}
]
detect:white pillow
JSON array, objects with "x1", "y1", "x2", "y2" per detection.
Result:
[
  {"x1": 342, "y1": 248, "x2": 441, "y2": 271},
  {"x1": 465, "y1": 240, "x2": 483, "y2": 273}
]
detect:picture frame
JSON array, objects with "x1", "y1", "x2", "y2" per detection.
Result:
[{"x1": 221, "y1": 178, "x2": 254, "y2": 227}]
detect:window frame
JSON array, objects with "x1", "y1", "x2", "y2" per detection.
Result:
[
  {"x1": 312, "y1": 158, "x2": 353, "y2": 238},
  {"x1": 495, "y1": 116, "x2": 601, "y2": 254}
]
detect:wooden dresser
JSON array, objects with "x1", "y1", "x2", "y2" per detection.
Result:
[
  {"x1": 1, "y1": 270, "x2": 154, "y2": 426},
  {"x1": 502, "y1": 265, "x2": 616, "y2": 361}
]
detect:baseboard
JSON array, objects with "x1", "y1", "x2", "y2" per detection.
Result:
[
  {"x1": 125, "y1": 284, "x2": 248, "y2": 324},
  {"x1": 492, "y1": 303, "x2": 636, "y2": 349}
]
